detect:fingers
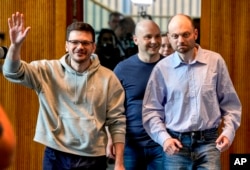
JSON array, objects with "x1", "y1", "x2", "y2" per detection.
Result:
[
  {"x1": 7, "y1": 18, "x2": 12, "y2": 29},
  {"x1": 166, "y1": 144, "x2": 181, "y2": 155},
  {"x1": 106, "y1": 148, "x2": 115, "y2": 159},
  {"x1": 108, "y1": 153, "x2": 115, "y2": 159},
  {"x1": 216, "y1": 140, "x2": 230, "y2": 152},
  {"x1": 13, "y1": 12, "x2": 20, "y2": 27},
  {"x1": 163, "y1": 138, "x2": 183, "y2": 155},
  {"x1": 216, "y1": 135, "x2": 230, "y2": 152},
  {"x1": 215, "y1": 135, "x2": 222, "y2": 144},
  {"x1": 175, "y1": 139, "x2": 183, "y2": 148},
  {"x1": 20, "y1": 13, "x2": 25, "y2": 31},
  {"x1": 8, "y1": 12, "x2": 23, "y2": 28},
  {"x1": 216, "y1": 142, "x2": 229, "y2": 152},
  {"x1": 7, "y1": 13, "x2": 16, "y2": 29},
  {"x1": 8, "y1": 11, "x2": 31, "y2": 44}
]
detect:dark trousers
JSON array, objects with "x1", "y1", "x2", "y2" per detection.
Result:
[{"x1": 43, "y1": 147, "x2": 107, "y2": 170}]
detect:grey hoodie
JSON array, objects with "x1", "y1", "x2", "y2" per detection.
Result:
[{"x1": 3, "y1": 53, "x2": 126, "y2": 156}]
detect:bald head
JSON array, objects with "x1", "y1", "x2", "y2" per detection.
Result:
[
  {"x1": 167, "y1": 14, "x2": 195, "y2": 32},
  {"x1": 135, "y1": 19, "x2": 160, "y2": 36}
]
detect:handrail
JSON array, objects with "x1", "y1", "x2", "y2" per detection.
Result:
[{"x1": 90, "y1": 0, "x2": 114, "y2": 12}]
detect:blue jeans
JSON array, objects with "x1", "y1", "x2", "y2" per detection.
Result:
[
  {"x1": 163, "y1": 128, "x2": 221, "y2": 170},
  {"x1": 124, "y1": 144, "x2": 164, "y2": 170},
  {"x1": 43, "y1": 147, "x2": 107, "y2": 170}
]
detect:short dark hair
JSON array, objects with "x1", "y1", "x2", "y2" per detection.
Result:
[
  {"x1": 118, "y1": 17, "x2": 136, "y2": 35},
  {"x1": 97, "y1": 28, "x2": 118, "y2": 46},
  {"x1": 66, "y1": 22, "x2": 95, "y2": 42},
  {"x1": 108, "y1": 11, "x2": 123, "y2": 21}
]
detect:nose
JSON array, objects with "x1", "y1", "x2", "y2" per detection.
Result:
[
  {"x1": 177, "y1": 35, "x2": 185, "y2": 42},
  {"x1": 150, "y1": 37, "x2": 159, "y2": 43},
  {"x1": 76, "y1": 43, "x2": 85, "y2": 49}
]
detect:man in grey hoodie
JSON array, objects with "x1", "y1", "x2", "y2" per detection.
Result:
[{"x1": 3, "y1": 12, "x2": 126, "y2": 170}]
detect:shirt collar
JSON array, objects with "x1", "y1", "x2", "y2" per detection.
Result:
[{"x1": 172, "y1": 44, "x2": 207, "y2": 68}]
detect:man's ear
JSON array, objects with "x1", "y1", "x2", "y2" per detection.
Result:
[
  {"x1": 65, "y1": 43, "x2": 68, "y2": 52},
  {"x1": 133, "y1": 35, "x2": 138, "y2": 45},
  {"x1": 194, "y1": 28, "x2": 198, "y2": 40},
  {"x1": 92, "y1": 43, "x2": 96, "y2": 53}
]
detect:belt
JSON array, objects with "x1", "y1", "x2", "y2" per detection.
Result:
[{"x1": 167, "y1": 128, "x2": 218, "y2": 140}]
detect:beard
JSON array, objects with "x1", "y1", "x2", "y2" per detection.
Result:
[{"x1": 176, "y1": 42, "x2": 196, "y2": 54}]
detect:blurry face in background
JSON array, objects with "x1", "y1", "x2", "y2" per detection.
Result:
[
  {"x1": 108, "y1": 15, "x2": 123, "y2": 31},
  {"x1": 159, "y1": 35, "x2": 174, "y2": 57},
  {"x1": 101, "y1": 32, "x2": 114, "y2": 46},
  {"x1": 114, "y1": 26, "x2": 123, "y2": 40}
]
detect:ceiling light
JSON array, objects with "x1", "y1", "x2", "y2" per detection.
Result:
[{"x1": 131, "y1": 0, "x2": 153, "y2": 6}]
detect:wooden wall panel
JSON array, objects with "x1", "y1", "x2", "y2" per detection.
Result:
[
  {"x1": 66, "y1": 0, "x2": 83, "y2": 26},
  {"x1": 201, "y1": 0, "x2": 250, "y2": 169},
  {"x1": 0, "y1": 0, "x2": 66, "y2": 169}
]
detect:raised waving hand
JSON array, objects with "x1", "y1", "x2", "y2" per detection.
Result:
[{"x1": 8, "y1": 12, "x2": 30, "y2": 46}]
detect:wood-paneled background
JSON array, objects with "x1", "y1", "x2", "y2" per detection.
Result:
[
  {"x1": 0, "y1": 0, "x2": 249, "y2": 169},
  {"x1": 0, "y1": 0, "x2": 66, "y2": 169},
  {"x1": 201, "y1": 0, "x2": 250, "y2": 169}
]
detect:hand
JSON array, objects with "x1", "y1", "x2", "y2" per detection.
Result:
[
  {"x1": 163, "y1": 138, "x2": 183, "y2": 155},
  {"x1": 106, "y1": 136, "x2": 115, "y2": 160},
  {"x1": 215, "y1": 135, "x2": 230, "y2": 152},
  {"x1": 105, "y1": 126, "x2": 115, "y2": 159},
  {"x1": 8, "y1": 12, "x2": 30, "y2": 46}
]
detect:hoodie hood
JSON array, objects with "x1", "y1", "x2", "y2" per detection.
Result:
[{"x1": 59, "y1": 53, "x2": 101, "y2": 104}]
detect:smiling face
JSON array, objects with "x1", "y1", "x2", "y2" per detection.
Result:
[
  {"x1": 133, "y1": 20, "x2": 161, "y2": 58},
  {"x1": 65, "y1": 30, "x2": 96, "y2": 65}
]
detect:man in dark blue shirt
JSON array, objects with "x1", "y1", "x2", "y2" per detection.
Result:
[{"x1": 114, "y1": 19, "x2": 164, "y2": 170}]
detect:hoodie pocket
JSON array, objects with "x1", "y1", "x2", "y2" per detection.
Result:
[{"x1": 52, "y1": 115, "x2": 97, "y2": 146}]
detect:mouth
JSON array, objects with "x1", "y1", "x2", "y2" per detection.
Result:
[
  {"x1": 75, "y1": 51, "x2": 85, "y2": 56},
  {"x1": 177, "y1": 45, "x2": 187, "y2": 50},
  {"x1": 178, "y1": 44, "x2": 186, "y2": 47},
  {"x1": 177, "y1": 43, "x2": 187, "y2": 48},
  {"x1": 149, "y1": 45, "x2": 159, "y2": 51}
]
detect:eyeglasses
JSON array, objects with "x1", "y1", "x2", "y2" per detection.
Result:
[{"x1": 67, "y1": 40, "x2": 94, "y2": 47}]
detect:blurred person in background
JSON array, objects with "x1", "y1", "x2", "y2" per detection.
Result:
[
  {"x1": 95, "y1": 28, "x2": 122, "y2": 70},
  {"x1": 158, "y1": 33, "x2": 174, "y2": 57},
  {"x1": 108, "y1": 11, "x2": 124, "y2": 31},
  {"x1": 0, "y1": 105, "x2": 16, "y2": 169},
  {"x1": 114, "y1": 17, "x2": 138, "y2": 59}
]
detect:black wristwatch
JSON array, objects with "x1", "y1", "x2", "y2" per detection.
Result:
[{"x1": 0, "y1": 122, "x2": 3, "y2": 137}]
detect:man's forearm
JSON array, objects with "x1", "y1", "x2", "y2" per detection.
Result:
[
  {"x1": 6, "y1": 44, "x2": 22, "y2": 61},
  {"x1": 114, "y1": 142, "x2": 124, "y2": 165}
]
